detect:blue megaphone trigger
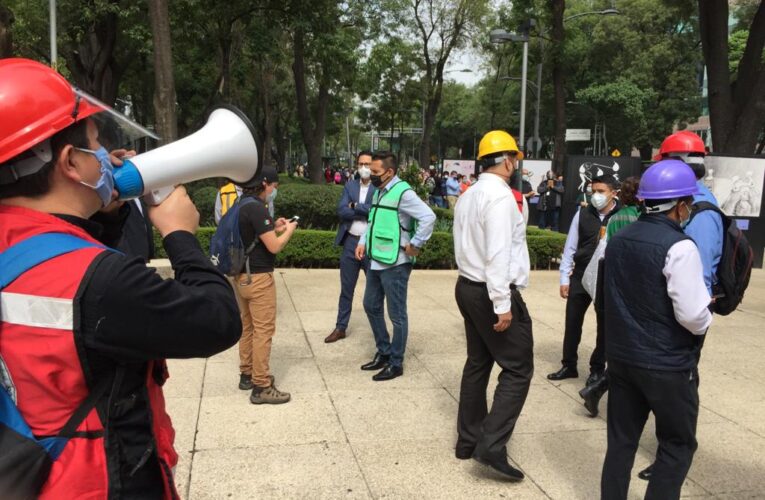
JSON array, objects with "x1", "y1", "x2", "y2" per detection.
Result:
[{"x1": 113, "y1": 159, "x2": 144, "y2": 199}]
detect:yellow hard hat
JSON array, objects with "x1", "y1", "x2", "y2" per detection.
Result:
[{"x1": 477, "y1": 130, "x2": 524, "y2": 160}]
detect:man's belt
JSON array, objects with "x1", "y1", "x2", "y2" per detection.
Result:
[{"x1": 458, "y1": 276, "x2": 517, "y2": 290}]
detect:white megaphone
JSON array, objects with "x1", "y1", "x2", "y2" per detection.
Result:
[{"x1": 114, "y1": 105, "x2": 259, "y2": 205}]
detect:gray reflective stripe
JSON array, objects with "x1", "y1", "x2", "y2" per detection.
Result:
[{"x1": 0, "y1": 292, "x2": 73, "y2": 329}]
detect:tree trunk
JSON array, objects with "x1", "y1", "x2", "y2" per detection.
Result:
[
  {"x1": 0, "y1": 5, "x2": 13, "y2": 58},
  {"x1": 419, "y1": 96, "x2": 438, "y2": 169},
  {"x1": 292, "y1": 28, "x2": 329, "y2": 183},
  {"x1": 62, "y1": 10, "x2": 124, "y2": 105},
  {"x1": 148, "y1": 0, "x2": 177, "y2": 144},
  {"x1": 699, "y1": 0, "x2": 765, "y2": 155},
  {"x1": 551, "y1": 0, "x2": 566, "y2": 174}
]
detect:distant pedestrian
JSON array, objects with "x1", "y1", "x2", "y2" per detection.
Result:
[
  {"x1": 537, "y1": 171, "x2": 564, "y2": 231},
  {"x1": 445, "y1": 171, "x2": 461, "y2": 208}
]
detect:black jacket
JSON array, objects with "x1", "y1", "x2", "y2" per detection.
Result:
[{"x1": 58, "y1": 211, "x2": 241, "y2": 499}]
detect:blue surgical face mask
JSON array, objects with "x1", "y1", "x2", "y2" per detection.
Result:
[
  {"x1": 679, "y1": 202, "x2": 692, "y2": 229},
  {"x1": 75, "y1": 146, "x2": 115, "y2": 207},
  {"x1": 266, "y1": 187, "x2": 278, "y2": 204}
]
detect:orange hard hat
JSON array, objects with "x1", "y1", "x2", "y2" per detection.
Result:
[{"x1": 0, "y1": 58, "x2": 105, "y2": 165}]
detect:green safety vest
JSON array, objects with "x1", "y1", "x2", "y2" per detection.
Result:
[{"x1": 367, "y1": 180, "x2": 415, "y2": 265}]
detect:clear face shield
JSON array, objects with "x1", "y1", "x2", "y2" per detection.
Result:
[{"x1": 73, "y1": 89, "x2": 160, "y2": 152}]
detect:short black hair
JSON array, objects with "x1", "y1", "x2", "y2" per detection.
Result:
[
  {"x1": 357, "y1": 150, "x2": 373, "y2": 161},
  {"x1": 372, "y1": 151, "x2": 397, "y2": 172},
  {"x1": 0, "y1": 120, "x2": 90, "y2": 200},
  {"x1": 591, "y1": 174, "x2": 620, "y2": 191}
]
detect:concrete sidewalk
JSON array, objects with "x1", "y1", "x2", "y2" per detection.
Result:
[{"x1": 162, "y1": 268, "x2": 765, "y2": 499}]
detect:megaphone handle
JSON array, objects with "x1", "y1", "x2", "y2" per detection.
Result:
[{"x1": 144, "y1": 186, "x2": 176, "y2": 206}]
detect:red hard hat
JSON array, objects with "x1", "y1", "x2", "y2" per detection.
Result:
[
  {"x1": 658, "y1": 130, "x2": 706, "y2": 157},
  {"x1": 0, "y1": 58, "x2": 103, "y2": 164}
]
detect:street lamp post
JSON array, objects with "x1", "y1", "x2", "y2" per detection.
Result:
[
  {"x1": 49, "y1": 0, "x2": 57, "y2": 68},
  {"x1": 490, "y1": 20, "x2": 534, "y2": 191},
  {"x1": 489, "y1": 10, "x2": 620, "y2": 163}
]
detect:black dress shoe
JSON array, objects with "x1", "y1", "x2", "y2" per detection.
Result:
[
  {"x1": 455, "y1": 440, "x2": 475, "y2": 460},
  {"x1": 547, "y1": 366, "x2": 579, "y2": 381},
  {"x1": 472, "y1": 451, "x2": 525, "y2": 482},
  {"x1": 361, "y1": 353, "x2": 390, "y2": 371},
  {"x1": 585, "y1": 371, "x2": 605, "y2": 387},
  {"x1": 372, "y1": 364, "x2": 403, "y2": 381},
  {"x1": 579, "y1": 376, "x2": 609, "y2": 417},
  {"x1": 638, "y1": 463, "x2": 654, "y2": 481}
]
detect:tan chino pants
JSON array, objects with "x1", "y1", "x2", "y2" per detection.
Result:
[{"x1": 234, "y1": 272, "x2": 277, "y2": 388}]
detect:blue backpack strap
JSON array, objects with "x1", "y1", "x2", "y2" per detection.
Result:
[
  {"x1": 0, "y1": 233, "x2": 114, "y2": 460},
  {"x1": 0, "y1": 233, "x2": 107, "y2": 290}
]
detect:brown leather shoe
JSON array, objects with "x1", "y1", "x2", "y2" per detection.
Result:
[{"x1": 324, "y1": 329, "x2": 346, "y2": 343}]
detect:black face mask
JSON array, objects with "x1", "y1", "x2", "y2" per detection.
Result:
[{"x1": 370, "y1": 171, "x2": 388, "y2": 187}]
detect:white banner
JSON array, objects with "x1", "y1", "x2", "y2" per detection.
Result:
[{"x1": 443, "y1": 159, "x2": 475, "y2": 178}]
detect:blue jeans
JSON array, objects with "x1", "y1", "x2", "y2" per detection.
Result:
[
  {"x1": 363, "y1": 263, "x2": 412, "y2": 368},
  {"x1": 538, "y1": 208, "x2": 561, "y2": 231},
  {"x1": 336, "y1": 234, "x2": 367, "y2": 330}
]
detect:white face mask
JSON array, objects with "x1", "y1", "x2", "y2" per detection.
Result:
[
  {"x1": 591, "y1": 192, "x2": 611, "y2": 210},
  {"x1": 358, "y1": 166, "x2": 371, "y2": 180}
]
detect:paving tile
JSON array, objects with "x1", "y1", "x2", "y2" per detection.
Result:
[
  {"x1": 195, "y1": 392, "x2": 345, "y2": 450},
  {"x1": 508, "y1": 429, "x2": 709, "y2": 500},
  {"x1": 173, "y1": 450, "x2": 193, "y2": 499},
  {"x1": 686, "y1": 422, "x2": 765, "y2": 495},
  {"x1": 165, "y1": 359, "x2": 206, "y2": 399},
  {"x1": 188, "y1": 443, "x2": 370, "y2": 500},
  {"x1": 165, "y1": 397, "x2": 201, "y2": 454},
  {"x1": 353, "y1": 439, "x2": 548, "y2": 499},
  {"x1": 203, "y1": 357, "x2": 327, "y2": 397},
  {"x1": 333, "y1": 389, "x2": 458, "y2": 445},
  {"x1": 316, "y1": 353, "x2": 440, "y2": 392}
]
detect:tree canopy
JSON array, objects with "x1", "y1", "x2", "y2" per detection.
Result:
[{"x1": 3, "y1": 0, "x2": 762, "y2": 183}]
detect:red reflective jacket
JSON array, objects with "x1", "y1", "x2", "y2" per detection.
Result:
[{"x1": 0, "y1": 205, "x2": 178, "y2": 499}]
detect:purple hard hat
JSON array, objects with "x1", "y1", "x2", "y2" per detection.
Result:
[{"x1": 638, "y1": 159, "x2": 699, "y2": 200}]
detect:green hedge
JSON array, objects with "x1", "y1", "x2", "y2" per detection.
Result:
[
  {"x1": 153, "y1": 227, "x2": 565, "y2": 270},
  {"x1": 274, "y1": 183, "x2": 343, "y2": 230}
]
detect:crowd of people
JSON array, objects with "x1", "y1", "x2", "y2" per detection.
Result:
[{"x1": 0, "y1": 58, "x2": 745, "y2": 500}]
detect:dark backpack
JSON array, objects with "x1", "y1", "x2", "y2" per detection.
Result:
[
  {"x1": 691, "y1": 201, "x2": 753, "y2": 315},
  {"x1": 0, "y1": 233, "x2": 120, "y2": 499},
  {"x1": 210, "y1": 196, "x2": 258, "y2": 276}
]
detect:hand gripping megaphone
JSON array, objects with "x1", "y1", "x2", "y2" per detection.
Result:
[{"x1": 114, "y1": 105, "x2": 260, "y2": 204}]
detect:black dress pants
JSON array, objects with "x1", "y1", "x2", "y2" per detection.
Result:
[
  {"x1": 562, "y1": 274, "x2": 606, "y2": 373},
  {"x1": 455, "y1": 277, "x2": 534, "y2": 458},
  {"x1": 601, "y1": 361, "x2": 700, "y2": 500}
]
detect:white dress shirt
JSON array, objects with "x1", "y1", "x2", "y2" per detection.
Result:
[
  {"x1": 348, "y1": 182, "x2": 370, "y2": 236},
  {"x1": 454, "y1": 173, "x2": 530, "y2": 315},
  {"x1": 663, "y1": 239, "x2": 713, "y2": 335},
  {"x1": 559, "y1": 204, "x2": 614, "y2": 286}
]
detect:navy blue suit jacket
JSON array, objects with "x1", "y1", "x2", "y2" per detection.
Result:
[{"x1": 335, "y1": 179, "x2": 376, "y2": 246}]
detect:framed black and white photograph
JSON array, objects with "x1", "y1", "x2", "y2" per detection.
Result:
[{"x1": 704, "y1": 155, "x2": 765, "y2": 218}]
